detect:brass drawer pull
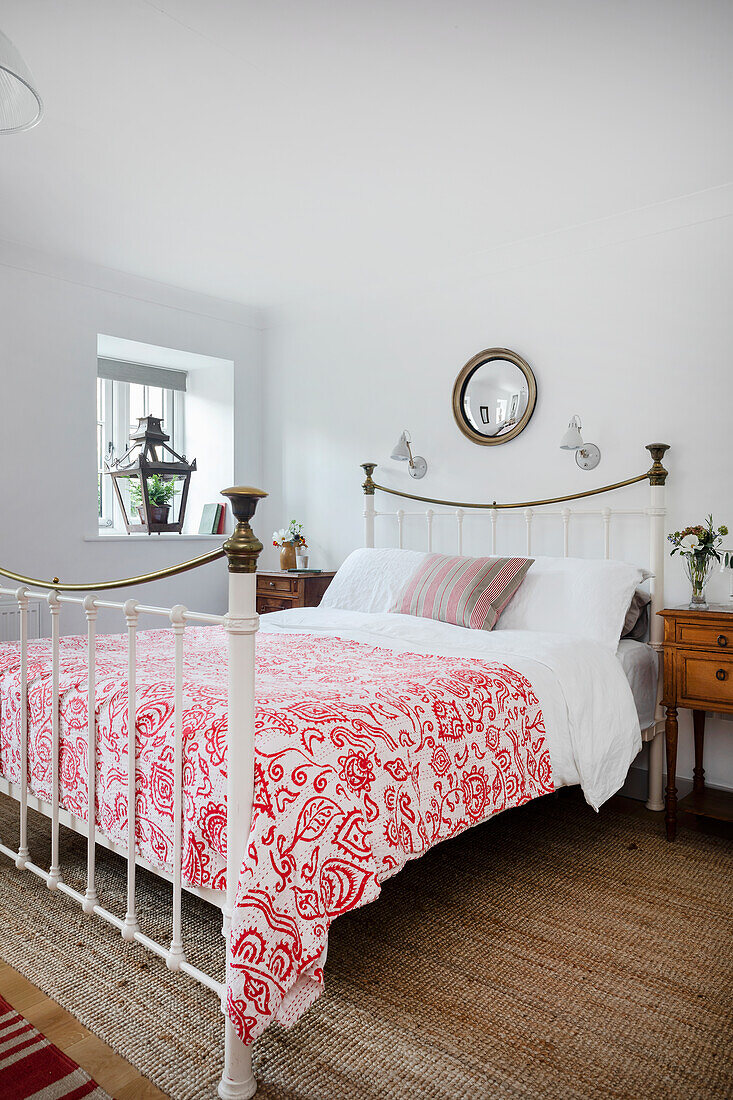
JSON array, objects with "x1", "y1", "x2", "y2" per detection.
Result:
[
  {"x1": 718, "y1": 634, "x2": 728, "y2": 647},
  {"x1": 716, "y1": 668, "x2": 727, "y2": 682},
  {"x1": 269, "y1": 581, "x2": 275, "y2": 587}
]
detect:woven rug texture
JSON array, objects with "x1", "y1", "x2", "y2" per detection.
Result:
[{"x1": 0, "y1": 790, "x2": 730, "y2": 1100}]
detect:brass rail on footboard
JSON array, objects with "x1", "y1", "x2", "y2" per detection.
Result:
[{"x1": 0, "y1": 546, "x2": 226, "y2": 592}]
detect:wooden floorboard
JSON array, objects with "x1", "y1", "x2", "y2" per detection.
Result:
[{"x1": 0, "y1": 962, "x2": 169, "y2": 1100}]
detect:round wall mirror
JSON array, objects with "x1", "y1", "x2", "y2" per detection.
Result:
[{"x1": 452, "y1": 348, "x2": 537, "y2": 445}]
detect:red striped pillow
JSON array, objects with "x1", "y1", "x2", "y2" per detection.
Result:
[{"x1": 392, "y1": 554, "x2": 533, "y2": 631}]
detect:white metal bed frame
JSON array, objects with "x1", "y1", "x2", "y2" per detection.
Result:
[{"x1": 0, "y1": 447, "x2": 669, "y2": 1098}]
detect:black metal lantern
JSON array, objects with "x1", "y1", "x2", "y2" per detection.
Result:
[{"x1": 105, "y1": 415, "x2": 196, "y2": 534}]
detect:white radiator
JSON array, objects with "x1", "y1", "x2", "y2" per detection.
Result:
[{"x1": 0, "y1": 596, "x2": 42, "y2": 642}]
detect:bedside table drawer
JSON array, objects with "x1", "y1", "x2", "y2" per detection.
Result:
[
  {"x1": 257, "y1": 575, "x2": 296, "y2": 596},
  {"x1": 676, "y1": 622, "x2": 732, "y2": 650},
  {"x1": 257, "y1": 595, "x2": 297, "y2": 614},
  {"x1": 680, "y1": 654, "x2": 733, "y2": 709}
]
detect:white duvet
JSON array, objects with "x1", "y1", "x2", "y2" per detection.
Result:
[{"x1": 259, "y1": 606, "x2": 642, "y2": 811}]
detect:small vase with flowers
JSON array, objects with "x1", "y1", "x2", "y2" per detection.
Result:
[{"x1": 273, "y1": 521, "x2": 308, "y2": 572}]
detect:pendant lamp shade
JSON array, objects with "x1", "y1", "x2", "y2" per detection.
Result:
[{"x1": 0, "y1": 29, "x2": 43, "y2": 133}]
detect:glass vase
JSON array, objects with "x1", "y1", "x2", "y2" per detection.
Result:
[{"x1": 683, "y1": 554, "x2": 714, "y2": 610}]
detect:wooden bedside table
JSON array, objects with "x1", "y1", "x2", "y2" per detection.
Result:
[
  {"x1": 659, "y1": 606, "x2": 733, "y2": 840},
  {"x1": 256, "y1": 570, "x2": 336, "y2": 615}
]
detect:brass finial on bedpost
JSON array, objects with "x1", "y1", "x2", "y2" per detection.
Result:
[
  {"x1": 220, "y1": 486, "x2": 268, "y2": 573},
  {"x1": 362, "y1": 463, "x2": 377, "y2": 495},
  {"x1": 645, "y1": 444, "x2": 670, "y2": 486}
]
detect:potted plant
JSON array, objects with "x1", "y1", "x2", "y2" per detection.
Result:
[
  {"x1": 668, "y1": 514, "x2": 728, "y2": 609},
  {"x1": 129, "y1": 474, "x2": 179, "y2": 527},
  {"x1": 272, "y1": 521, "x2": 308, "y2": 571}
]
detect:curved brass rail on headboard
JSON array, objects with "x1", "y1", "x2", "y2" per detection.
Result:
[
  {"x1": 0, "y1": 546, "x2": 227, "y2": 593},
  {"x1": 361, "y1": 444, "x2": 669, "y2": 510},
  {"x1": 365, "y1": 472, "x2": 649, "y2": 510}
]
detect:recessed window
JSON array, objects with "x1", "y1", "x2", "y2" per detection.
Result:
[
  {"x1": 97, "y1": 359, "x2": 187, "y2": 529},
  {"x1": 96, "y1": 335, "x2": 234, "y2": 537}
]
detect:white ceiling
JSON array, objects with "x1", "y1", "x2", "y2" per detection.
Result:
[{"x1": 1, "y1": 0, "x2": 731, "y2": 311}]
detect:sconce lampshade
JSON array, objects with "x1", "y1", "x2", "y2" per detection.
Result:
[
  {"x1": 390, "y1": 429, "x2": 427, "y2": 479},
  {"x1": 559, "y1": 416, "x2": 584, "y2": 450},
  {"x1": 0, "y1": 30, "x2": 43, "y2": 133},
  {"x1": 391, "y1": 431, "x2": 412, "y2": 462}
]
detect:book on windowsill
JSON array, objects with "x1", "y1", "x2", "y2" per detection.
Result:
[
  {"x1": 216, "y1": 503, "x2": 228, "y2": 535},
  {"x1": 199, "y1": 503, "x2": 222, "y2": 534}
]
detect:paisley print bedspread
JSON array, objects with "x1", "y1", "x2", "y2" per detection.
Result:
[{"x1": 0, "y1": 628, "x2": 552, "y2": 1043}]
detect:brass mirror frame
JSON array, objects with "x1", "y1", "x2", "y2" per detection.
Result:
[{"x1": 452, "y1": 347, "x2": 537, "y2": 446}]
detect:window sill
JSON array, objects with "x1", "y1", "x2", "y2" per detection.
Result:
[{"x1": 85, "y1": 533, "x2": 225, "y2": 543}]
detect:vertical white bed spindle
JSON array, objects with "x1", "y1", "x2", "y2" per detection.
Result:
[
  {"x1": 646, "y1": 445, "x2": 669, "y2": 813},
  {"x1": 602, "y1": 507, "x2": 611, "y2": 560},
  {"x1": 562, "y1": 509, "x2": 570, "y2": 558},
  {"x1": 396, "y1": 509, "x2": 405, "y2": 550},
  {"x1": 218, "y1": 487, "x2": 266, "y2": 1100},
  {"x1": 456, "y1": 509, "x2": 464, "y2": 555},
  {"x1": 82, "y1": 596, "x2": 99, "y2": 913},
  {"x1": 122, "y1": 599, "x2": 141, "y2": 938},
  {"x1": 47, "y1": 591, "x2": 61, "y2": 889},
  {"x1": 166, "y1": 604, "x2": 187, "y2": 971},
  {"x1": 426, "y1": 509, "x2": 434, "y2": 552},
  {"x1": 490, "y1": 508, "x2": 498, "y2": 555},
  {"x1": 525, "y1": 508, "x2": 533, "y2": 556},
  {"x1": 15, "y1": 587, "x2": 29, "y2": 869}
]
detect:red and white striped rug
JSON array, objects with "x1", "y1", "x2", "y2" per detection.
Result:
[{"x1": 0, "y1": 995, "x2": 111, "y2": 1099}]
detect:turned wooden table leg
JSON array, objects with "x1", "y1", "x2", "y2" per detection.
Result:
[
  {"x1": 693, "y1": 709, "x2": 705, "y2": 795},
  {"x1": 665, "y1": 705, "x2": 678, "y2": 841}
]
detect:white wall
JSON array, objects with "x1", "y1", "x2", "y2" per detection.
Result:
[
  {"x1": 0, "y1": 240, "x2": 264, "y2": 623},
  {"x1": 262, "y1": 188, "x2": 733, "y2": 790}
]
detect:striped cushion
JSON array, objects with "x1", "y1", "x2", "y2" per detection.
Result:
[{"x1": 392, "y1": 554, "x2": 533, "y2": 631}]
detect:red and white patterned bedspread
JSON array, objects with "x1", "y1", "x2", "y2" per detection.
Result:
[{"x1": 0, "y1": 628, "x2": 552, "y2": 1042}]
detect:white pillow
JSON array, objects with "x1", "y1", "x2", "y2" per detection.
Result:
[
  {"x1": 321, "y1": 547, "x2": 427, "y2": 613},
  {"x1": 494, "y1": 555, "x2": 652, "y2": 649}
]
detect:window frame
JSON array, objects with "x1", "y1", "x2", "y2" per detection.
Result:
[{"x1": 97, "y1": 371, "x2": 186, "y2": 531}]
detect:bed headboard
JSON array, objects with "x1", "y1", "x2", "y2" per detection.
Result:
[
  {"x1": 360, "y1": 443, "x2": 670, "y2": 654},
  {"x1": 360, "y1": 443, "x2": 670, "y2": 812}
]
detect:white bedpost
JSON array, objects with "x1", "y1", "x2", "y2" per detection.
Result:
[
  {"x1": 47, "y1": 590, "x2": 61, "y2": 890},
  {"x1": 122, "y1": 599, "x2": 140, "y2": 936},
  {"x1": 218, "y1": 485, "x2": 267, "y2": 1100},
  {"x1": 82, "y1": 595, "x2": 99, "y2": 914},
  {"x1": 645, "y1": 444, "x2": 670, "y2": 812},
  {"x1": 15, "y1": 586, "x2": 29, "y2": 870},
  {"x1": 167, "y1": 602, "x2": 188, "y2": 971},
  {"x1": 362, "y1": 463, "x2": 376, "y2": 548}
]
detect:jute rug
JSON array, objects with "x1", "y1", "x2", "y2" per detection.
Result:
[{"x1": 0, "y1": 790, "x2": 730, "y2": 1100}]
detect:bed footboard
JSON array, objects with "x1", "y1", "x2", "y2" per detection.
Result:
[{"x1": 0, "y1": 485, "x2": 267, "y2": 1100}]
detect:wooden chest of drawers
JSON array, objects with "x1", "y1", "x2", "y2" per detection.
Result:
[
  {"x1": 659, "y1": 606, "x2": 733, "y2": 840},
  {"x1": 256, "y1": 570, "x2": 335, "y2": 615}
]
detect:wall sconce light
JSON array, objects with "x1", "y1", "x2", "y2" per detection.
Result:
[
  {"x1": 559, "y1": 415, "x2": 601, "y2": 471},
  {"x1": 391, "y1": 430, "x2": 428, "y2": 479}
]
